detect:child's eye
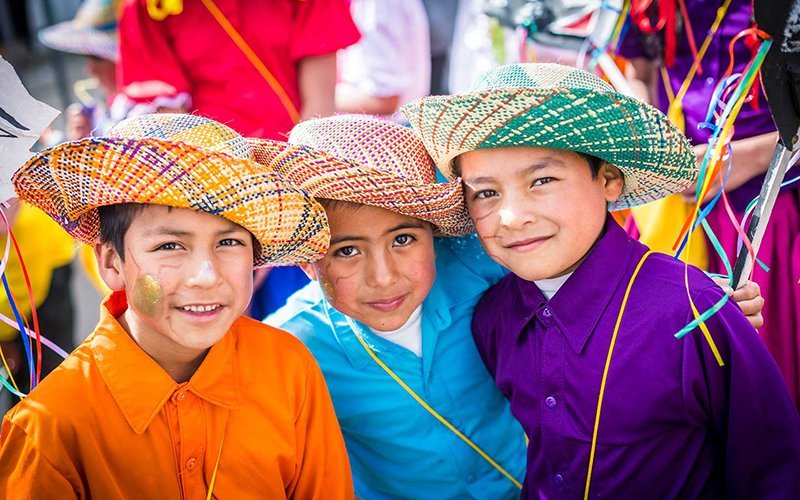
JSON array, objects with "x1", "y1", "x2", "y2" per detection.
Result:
[
  {"x1": 334, "y1": 246, "x2": 360, "y2": 258},
  {"x1": 532, "y1": 177, "x2": 555, "y2": 186},
  {"x1": 219, "y1": 238, "x2": 244, "y2": 247},
  {"x1": 393, "y1": 234, "x2": 416, "y2": 246},
  {"x1": 155, "y1": 242, "x2": 181, "y2": 251},
  {"x1": 473, "y1": 189, "x2": 498, "y2": 200}
]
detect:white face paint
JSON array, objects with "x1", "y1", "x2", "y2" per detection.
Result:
[{"x1": 189, "y1": 259, "x2": 218, "y2": 286}]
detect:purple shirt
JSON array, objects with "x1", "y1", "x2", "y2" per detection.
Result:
[
  {"x1": 472, "y1": 215, "x2": 800, "y2": 498},
  {"x1": 616, "y1": 0, "x2": 797, "y2": 211}
]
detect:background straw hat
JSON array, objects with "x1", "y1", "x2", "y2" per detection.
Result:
[
  {"x1": 13, "y1": 113, "x2": 330, "y2": 268},
  {"x1": 38, "y1": 0, "x2": 119, "y2": 61},
  {"x1": 403, "y1": 63, "x2": 698, "y2": 210},
  {"x1": 249, "y1": 114, "x2": 474, "y2": 236}
]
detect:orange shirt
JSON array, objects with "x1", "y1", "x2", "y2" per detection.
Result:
[{"x1": 0, "y1": 292, "x2": 353, "y2": 498}]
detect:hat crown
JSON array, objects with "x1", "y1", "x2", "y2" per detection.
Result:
[
  {"x1": 288, "y1": 115, "x2": 435, "y2": 184},
  {"x1": 108, "y1": 113, "x2": 252, "y2": 160},
  {"x1": 470, "y1": 63, "x2": 614, "y2": 94}
]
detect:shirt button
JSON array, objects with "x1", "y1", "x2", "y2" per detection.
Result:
[
  {"x1": 542, "y1": 307, "x2": 552, "y2": 318},
  {"x1": 186, "y1": 457, "x2": 197, "y2": 470},
  {"x1": 705, "y1": 76, "x2": 715, "y2": 86},
  {"x1": 177, "y1": 392, "x2": 187, "y2": 402},
  {"x1": 466, "y1": 473, "x2": 476, "y2": 483},
  {"x1": 545, "y1": 396, "x2": 557, "y2": 409},
  {"x1": 553, "y1": 473, "x2": 564, "y2": 486}
]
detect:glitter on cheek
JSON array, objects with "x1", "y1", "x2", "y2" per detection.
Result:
[{"x1": 132, "y1": 274, "x2": 164, "y2": 317}]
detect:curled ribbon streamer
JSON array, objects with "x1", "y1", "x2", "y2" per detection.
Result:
[{"x1": 0, "y1": 207, "x2": 44, "y2": 389}]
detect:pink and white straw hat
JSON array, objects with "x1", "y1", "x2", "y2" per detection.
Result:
[{"x1": 249, "y1": 114, "x2": 474, "y2": 236}]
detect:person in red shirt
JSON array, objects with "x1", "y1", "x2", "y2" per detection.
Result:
[
  {"x1": 0, "y1": 113, "x2": 353, "y2": 498},
  {"x1": 117, "y1": 0, "x2": 360, "y2": 139}
]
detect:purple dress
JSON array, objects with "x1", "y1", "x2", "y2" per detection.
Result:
[
  {"x1": 618, "y1": 0, "x2": 800, "y2": 409},
  {"x1": 472, "y1": 215, "x2": 800, "y2": 497}
]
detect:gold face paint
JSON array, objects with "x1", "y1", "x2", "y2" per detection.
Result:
[{"x1": 132, "y1": 274, "x2": 164, "y2": 317}]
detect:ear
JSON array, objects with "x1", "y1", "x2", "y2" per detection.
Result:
[
  {"x1": 299, "y1": 262, "x2": 319, "y2": 281},
  {"x1": 600, "y1": 163, "x2": 625, "y2": 203},
  {"x1": 94, "y1": 241, "x2": 126, "y2": 291}
]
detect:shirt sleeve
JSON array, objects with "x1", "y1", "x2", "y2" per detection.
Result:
[
  {"x1": 0, "y1": 416, "x2": 80, "y2": 498},
  {"x1": 289, "y1": 0, "x2": 361, "y2": 61},
  {"x1": 287, "y1": 360, "x2": 354, "y2": 499},
  {"x1": 681, "y1": 286, "x2": 800, "y2": 498},
  {"x1": 117, "y1": 0, "x2": 191, "y2": 101}
]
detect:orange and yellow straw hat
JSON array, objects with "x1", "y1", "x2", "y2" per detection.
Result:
[
  {"x1": 12, "y1": 113, "x2": 329, "y2": 268},
  {"x1": 250, "y1": 114, "x2": 474, "y2": 237}
]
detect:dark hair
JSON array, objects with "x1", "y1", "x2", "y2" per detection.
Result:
[
  {"x1": 98, "y1": 203, "x2": 149, "y2": 261},
  {"x1": 317, "y1": 198, "x2": 365, "y2": 213},
  {"x1": 452, "y1": 150, "x2": 605, "y2": 178}
]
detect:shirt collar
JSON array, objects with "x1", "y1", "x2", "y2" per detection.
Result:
[
  {"x1": 512, "y1": 214, "x2": 640, "y2": 354},
  {"x1": 92, "y1": 291, "x2": 241, "y2": 435}
]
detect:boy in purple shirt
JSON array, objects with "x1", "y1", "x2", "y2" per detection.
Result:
[{"x1": 404, "y1": 63, "x2": 800, "y2": 498}]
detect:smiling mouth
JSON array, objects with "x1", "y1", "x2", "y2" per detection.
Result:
[
  {"x1": 366, "y1": 295, "x2": 407, "y2": 313},
  {"x1": 505, "y1": 236, "x2": 551, "y2": 252}
]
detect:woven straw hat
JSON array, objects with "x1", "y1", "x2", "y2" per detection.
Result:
[
  {"x1": 402, "y1": 63, "x2": 698, "y2": 210},
  {"x1": 13, "y1": 114, "x2": 330, "y2": 268},
  {"x1": 248, "y1": 114, "x2": 474, "y2": 236},
  {"x1": 38, "y1": 0, "x2": 118, "y2": 61}
]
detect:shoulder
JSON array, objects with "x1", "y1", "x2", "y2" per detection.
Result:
[
  {"x1": 232, "y1": 315, "x2": 318, "y2": 367},
  {"x1": 434, "y1": 235, "x2": 508, "y2": 298},
  {"x1": 4, "y1": 337, "x2": 100, "y2": 455},
  {"x1": 263, "y1": 281, "x2": 331, "y2": 345}
]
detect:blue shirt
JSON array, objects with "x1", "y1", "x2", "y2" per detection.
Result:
[
  {"x1": 473, "y1": 215, "x2": 800, "y2": 498},
  {"x1": 267, "y1": 235, "x2": 527, "y2": 499}
]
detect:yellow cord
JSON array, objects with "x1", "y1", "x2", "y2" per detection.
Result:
[
  {"x1": 199, "y1": 0, "x2": 300, "y2": 124},
  {"x1": 0, "y1": 345, "x2": 21, "y2": 395},
  {"x1": 353, "y1": 332, "x2": 523, "y2": 490},
  {"x1": 206, "y1": 431, "x2": 225, "y2": 500},
  {"x1": 583, "y1": 251, "x2": 652, "y2": 499}
]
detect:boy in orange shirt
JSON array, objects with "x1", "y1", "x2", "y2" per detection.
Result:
[{"x1": 0, "y1": 114, "x2": 353, "y2": 498}]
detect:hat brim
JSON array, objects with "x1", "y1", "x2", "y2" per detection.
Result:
[
  {"x1": 13, "y1": 137, "x2": 330, "y2": 268},
  {"x1": 248, "y1": 139, "x2": 474, "y2": 236},
  {"x1": 38, "y1": 22, "x2": 117, "y2": 61},
  {"x1": 403, "y1": 87, "x2": 698, "y2": 210}
]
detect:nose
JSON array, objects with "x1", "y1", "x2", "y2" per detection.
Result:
[
  {"x1": 185, "y1": 257, "x2": 223, "y2": 289},
  {"x1": 498, "y1": 191, "x2": 535, "y2": 231},
  {"x1": 365, "y1": 249, "x2": 399, "y2": 288}
]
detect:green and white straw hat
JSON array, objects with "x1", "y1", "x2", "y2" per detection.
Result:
[{"x1": 402, "y1": 63, "x2": 698, "y2": 210}]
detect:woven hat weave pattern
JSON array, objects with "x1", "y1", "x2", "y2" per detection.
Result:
[
  {"x1": 38, "y1": 0, "x2": 119, "y2": 61},
  {"x1": 402, "y1": 63, "x2": 698, "y2": 210},
  {"x1": 249, "y1": 114, "x2": 474, "y2": 236},
  {"x1": 13, "y1": 114, "x2": 330, "y2": 267}
]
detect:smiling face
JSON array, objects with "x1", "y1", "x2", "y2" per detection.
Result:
[
  {"x1": 458, "y1": 146, "x2": 623, "y2": 281},
  {"x1": 302, "y1": 202, "x2": 436, "y2": 332},
  {"x1": 95, "y1": 205, "x2": 254, "y2": 371}
]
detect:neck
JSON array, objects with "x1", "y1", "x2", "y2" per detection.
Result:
[{"x1": 119, "y1": 311, "x2": 208, "y2": 383}]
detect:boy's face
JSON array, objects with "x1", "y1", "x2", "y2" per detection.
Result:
[
  {"x1": 302, "y1": 203, "x2": 436, "y2": 332},
  {"x1": 459, "y1": 146, "x2": 623, "y2": 281},
  {"x1": 96, "y1": 205, "x2": 254, "y2": 359}
]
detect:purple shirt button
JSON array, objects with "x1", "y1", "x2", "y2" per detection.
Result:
[
  {"x1": 545, "y1": 396, "x2": 557, "y2": 409},
  {"x1": 542, "y1": 307, "x2": 552, "y2": 318},
  {"x1": 553, "y1": 473, "x2": 564, "y2": 486}
]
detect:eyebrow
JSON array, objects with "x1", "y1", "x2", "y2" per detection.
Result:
[
  {"x1": 142, "y1": 226, "x2": 246, "y2": 238},
  {"x1": 330, "y1": 221, "x2": 428, "y2": 245},
  {"x1": 464, "y1": 157, "x2": 567, "y2": 185}
]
